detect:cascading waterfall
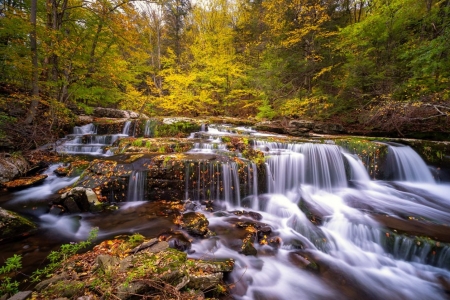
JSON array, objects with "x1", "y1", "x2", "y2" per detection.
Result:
[
  {"x1": 184, "y1": 160, "x2": 242, "y2": 207},
  {"x1": 122, "y1": 120, "x2": 132, "y2": 136},
  {"x1": 126, "y1": 171, "x2": 147, "y2": 201},
  {"x1": 6, "y1": 122, "x2": 450, "y2": 300},
  {"x1": 385, "y1": 144, "x2": 435, "y2": 182},
  {"x1": 258, "y1": 141, "x2": 347, "y2": 192},
  {"x1": 190, "y1": 134, "x2": 450, "y2": 300},
  {"x1": 343, "y1": 152, "x2": 371, "y2": 181}
]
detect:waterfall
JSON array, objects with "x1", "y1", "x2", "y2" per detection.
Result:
[
  {"x1": 126, "y1": 171, "x2": 146, "y2": 201},
  {"x1": 122, "y1": 121, "x2": 132, "y2": 135},
  {"x1": 385, "y1": 145, "x2": 435, "y2": 183},
  {"x1": 144, "y1": 120, "x2": 155, "y2": 137},
  {"x1": 259, "y1": 141, "x2": 347, "y2": 192},
  {"x1": 73, "y1": 123, "x2": 96, "y2": 135},
  {"x1": 343, "y1": 153, "x2": 371, "y2": 181}
]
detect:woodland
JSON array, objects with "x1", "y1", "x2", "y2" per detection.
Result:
[{"x1": 0, "y1": 0, "x2": 449, "y2": 149}]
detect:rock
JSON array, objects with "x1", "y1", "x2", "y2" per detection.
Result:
[
  {"x1": 241, "y1": 238, "x2": 257, "y2": 256},
  {"x1": 34, "y1": 273, "x2": 68, "y2": 291},
  {"x1": 49, "y1": 205, "x2": 65, "y2": 215},
  {"x1": 52, "y1": 280, "x2": 85, "y2": 298},
  {"x1": 115, "y1": 282, "x2": 149, "y2": 300},
  {"x1": 0, "y1": 155, "x2": 29, "y2": 184},
  {"x1": 54, "y1": 165, "x2": 69, "y2": 176},
  {"x1": 160, "y1": 231, "x2": 192, "y2": 251},
  {"x1": 6, "y1": 291, "x2": 32, "y2": 300},
  {"x1": 93, "y1": 107, "x2": 130, "y2": 119},
  {"x1": 289, "y1": 120, "x2": 315, "y2": 129},
  {"x1": 58, "y1": 187, "x2": 99, "y2": 213},
  {"x1": 128, "y1": 238, "x2": 158, "y2": 253},
  {"x1": 119, "y1": 256, "x2": 133, "y2": 272},
  {"x1": 96, "y1": 255, "x2": 120, "y2": 271},
  {"x1": 93, "y1": 107, "x2": 145, "y2": 119},
  {"x1": 313, "y1": 123, "x2": 345, "y2": 134},
  {"x1": 254, "y1": 121, "x2": 285, "y2": 134},
  {"x1": 181, "y1": 212, "x2": 211, "y2": 237},
  {"x1": 187, "y1": 272, "x2": 223, "y2": 291},
  {"x1": 3, "y1": 174, "x2": 48, "y2": 191},
  {"x1": 0, "y1": 208, "x2": 36, "y2": 241},
  {"x1": 194, "y1": 259, "x2": 234, "y2": 273},
  {"x1": 143, "y1": 241, "x2": 169, "y2": 253}
]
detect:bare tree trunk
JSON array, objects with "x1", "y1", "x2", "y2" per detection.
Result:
[{"x1": 26, "y1": 0, "x2": 39, "y2": 124}]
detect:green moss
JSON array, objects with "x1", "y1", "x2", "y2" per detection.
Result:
[{"x1": 154, "y1": 122, "x2": 201, "y2": 138}]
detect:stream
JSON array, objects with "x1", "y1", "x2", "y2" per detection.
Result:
[{"x1": 1, "y1": 122, "x2": 450, "y2": 299}]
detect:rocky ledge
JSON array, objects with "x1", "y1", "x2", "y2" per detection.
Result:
[{"x1": 28, "y1": 235, "x2": 234, "y2": 300}]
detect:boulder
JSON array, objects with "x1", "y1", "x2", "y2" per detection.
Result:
[
  {"x1": 0, "y1": 207, "x2": 37, "y2": 241},
  {"x1": 0, "y1": 155, "x2": 29, "y2": 184},
  {"x1": 181, "y1": 212, "x2": 211, "y2": 237},
  {"x1": 58, "y1": 187, "x2": 100, "y2": 213}
]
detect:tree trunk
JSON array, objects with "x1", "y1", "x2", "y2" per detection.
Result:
[{"x1": 26, "y1": 0, "x2": 39, "y2": 124}]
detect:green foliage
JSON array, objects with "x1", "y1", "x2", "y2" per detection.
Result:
[
  {"x1": 256, "y1": 99, "x2": 276, "y2": 120},
  {"x1": 0, "y1": 254, "x2": 22, "y2": 296},
  {"x1": 128, "y1": 233, "x2": 145, "y2": 247},
  {"x1": 31, "y1": 227, "x2": 98, "y2": 282}
]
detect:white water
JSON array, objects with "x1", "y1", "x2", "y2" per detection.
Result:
[
  {"x1": 386, "y1": 145, "x2": 435, "y2": 183},
  {"x1": 56, "y1": 123, "x2": 129, "y2": 155},
  {"x1": 11, "y1": 164, "x2": 79, "y2": 202},
  {"x1": 5, "y1": 123, "x2": 450, "y2": 299},
  {"x1": 187, "y1": 134, "x2": 450, "y2": 299},
  {"x1": 126, "y1": 171, "x2": 146, "y2": 201},
  {"x1": 122, "y1": 120, "x2": 132, "y2": 135}
]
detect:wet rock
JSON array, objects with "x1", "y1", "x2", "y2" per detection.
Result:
[
  {"x1": 181, "y1": 212, "x2": 211, "y2": 237},
  {"x1": 241, "y1": 237, "x2": 257, "y2": 256},
  {"x1": 0, "y1": 207, "x2": 37, "y2": 241},
  {"x1": 0, "y1": 155, "x2": 29, "y2": 184},
  {"x1": 49, "y1": 205, "x2": 65, "y2": 216},
  {"x1": 58, "y1": 187, "x2": 100, "y2": 213},
  {"x1": 54, "y1": 165, "x2": 69, "y2": 176},
  {"x1": 3, "y1": 174, "x2": 47, "y2": 191},
  {"x1": 160, "y1": 231, "x2": 192, "y2": 251}
]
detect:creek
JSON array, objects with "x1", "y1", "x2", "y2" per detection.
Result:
[{"x1": 1, "y1": 122, "x2": 450, "y2": 299}]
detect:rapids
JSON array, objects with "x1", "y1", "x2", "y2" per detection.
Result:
[{"x1": 1, "y1": 123, "x2": 450, "y2": 299}]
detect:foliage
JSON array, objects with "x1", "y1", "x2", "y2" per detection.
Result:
[
  {"x1": 0, "y1": 254, "x2": 22, "y2": 297},
  {"x1": 31, "y1": 227, "x2": 98, "y2": 282},
  {"x1": 0, "y1": 0, "x2": 449, "y2": 129}
]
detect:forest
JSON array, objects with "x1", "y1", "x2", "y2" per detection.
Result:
[{"x1": 0, "y1": 0, "x2": 449, "y2": 146}]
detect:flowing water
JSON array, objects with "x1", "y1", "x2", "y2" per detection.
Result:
[{"x1": 1, "y1": 123, "x2": 450, "y2": 299}]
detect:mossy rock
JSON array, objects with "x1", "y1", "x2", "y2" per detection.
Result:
[{"x1": 0, "y1": 207, "x2": 37, "y2": 241}]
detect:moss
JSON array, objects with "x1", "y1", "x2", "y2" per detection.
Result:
[
  {"x1": 0, "y1": 208, "x2": 37, "y2": 240},
  {"x1": 154, "y1": 122, "x2": 201, "y2": 138}
]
